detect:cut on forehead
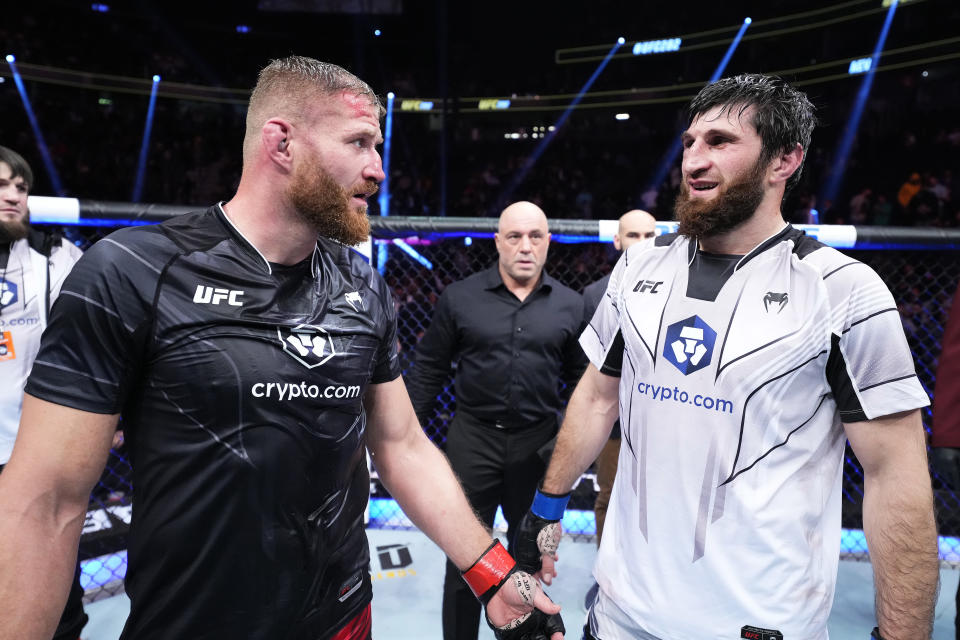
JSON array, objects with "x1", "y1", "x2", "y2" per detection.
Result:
[
  {"x1": 498, "y1": 201, "x2": 549, "y2": 233},
  {"x1": 307, "y1": 90, "x2": 384, "y2": 127}
]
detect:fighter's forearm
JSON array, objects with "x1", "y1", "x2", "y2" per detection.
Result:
[
  {"x1": 863, "y1": 463, "x2": 938, "y2": 639},
  {"x1": 372, "y1": 425, "x2": 492, "y2": 570},
  {"x1": 0, "y1": 495, "x2": 85, "y2": 640},
  {"x1": 541, "y1": 366, "x2": 619, "y2": 495}
]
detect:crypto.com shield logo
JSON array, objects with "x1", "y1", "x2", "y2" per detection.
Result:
[
  {"x1": 663, "y1": 315, "x2": 717, "y2": 375},
  {"x1": 0, "y1": 278, "x2": 18, "y2": 308},
  {"x1": 278, "y1": 324, "x2": 336, "y2": 369}
]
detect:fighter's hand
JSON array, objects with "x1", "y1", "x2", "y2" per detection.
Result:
[
  {"x1": 461, "y1": 540, "x2": 564, "y2": 639},
  {"x1": 485, "y1": 571, "x2": 565, "y2": 640},
  {"x1": 514, "y1": 489, "x2": 569, "y2": 585}
]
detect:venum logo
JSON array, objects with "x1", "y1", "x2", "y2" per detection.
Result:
[
  {"x1": 345, "y1": 291, "x2": 362, "y2": 311},
  {"x1": 763, "y1": 291, "x2": 789, "y2": 313},
  {"x1": 193, "y1": 284, "x2": 244, "y2": 307},
  {"x1": 663, "y1": 315, "x2": 717, "y2": 375},
  {"x1": 279, "y1": 324, "x2": 336, "y2": 369},
  {"x1": 0, "y1": 278, "x2": 18, "y2": 308}
]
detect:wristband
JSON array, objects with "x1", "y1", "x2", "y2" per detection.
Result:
[
  {"x1": 870, "y1": 628, "x2": 883, "y2": 640},
  {"x1": 462, "y1": 540, "x2": 517, "y2": 603},
  {"x1": 531, "y1": 489, "x2": 570, "y2": 521}
]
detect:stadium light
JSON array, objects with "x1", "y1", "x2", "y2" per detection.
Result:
[
  {"x1": 822, "y1": 0, "x2": 899, "y2": 206},
  {"x1": 132, "y1": 75, "x2": 161, "y2": 202},
  {"x1": 6, "y1": 54, "x2": 64, "y2": 195},
  {"x1": 497, "y1": 38, "x2": 624, "y2": 206},
  {"x1": 377, "y1": 92, "x2": 396, "y2": 275}
]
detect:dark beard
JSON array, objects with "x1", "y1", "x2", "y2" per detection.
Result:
[
  {"x1": 287, "y1": 163, "x2": 376, "y2": 246},
  {"x1": 0, "y1": 215, "x2": 30, "y2": 242},
  {"x1": 675, "y1": 160, "x2": 765, "y2": 238}
]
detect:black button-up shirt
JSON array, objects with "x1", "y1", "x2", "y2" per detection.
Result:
[{"x1": 408, "y1": 265, "x2": 587, "y2": 427}]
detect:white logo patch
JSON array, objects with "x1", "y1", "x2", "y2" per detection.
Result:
[
  {"x1": 278, "y1": 324, "x2": 336, "y2": 369},
  {"x1": 345, "y1": 291, "x2": 362, "y2": 312},
  {"x1": 193, "y1": 284, "x2": 244, "y2": 307}
]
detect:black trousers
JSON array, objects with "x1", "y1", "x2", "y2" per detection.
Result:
[
  {"x1": 441, "y1": 411, "x2": 557, "y2": 640},
  {"x1": 0, "y1": 464, "x2": 88, "y2": 639}
]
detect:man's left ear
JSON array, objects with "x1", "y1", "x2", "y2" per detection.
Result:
[{"x1": 771, "y1": 143, "x2": 804, "y2": 186}]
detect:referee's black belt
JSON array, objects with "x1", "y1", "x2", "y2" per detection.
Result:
[{"x1": 461, "y1": 411, "x2": 556, "y2": 432}]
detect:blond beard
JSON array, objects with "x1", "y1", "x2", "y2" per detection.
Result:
[{"x1": 287, "y1": 162, "x2": 375, "y2": 246}]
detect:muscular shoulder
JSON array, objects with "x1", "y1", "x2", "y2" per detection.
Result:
[
  {"x1": 61, "y1": 224, "x2": 184, "y2": 321},
  {"x1": 798, "y1": 242, "x2": 883, "y2": 290},
  {"x1": 795, "y1": 241, "x2": 893, "y2": 332},
  {"x1": 80, "y1": 224, "x2": 181, "y2": 276}
]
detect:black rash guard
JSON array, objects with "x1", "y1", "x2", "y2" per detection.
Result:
[{"x1": 26, "y1": 205, "x2": 401, "y2": 639}]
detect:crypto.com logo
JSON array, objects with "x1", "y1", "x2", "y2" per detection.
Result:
[
  {"x1": 278, "y1": 324, "x2": 336, "y2": 369},
  {"x1": 663, "y1": 315, "x2": 717, "y2": 375},
  {"x1": 0, "y1": 279, "x2": 18, "y2": 308}
]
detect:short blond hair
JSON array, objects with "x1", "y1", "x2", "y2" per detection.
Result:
[{"x1": 242, "y1": 56, "x2": 383, "y2": 162}]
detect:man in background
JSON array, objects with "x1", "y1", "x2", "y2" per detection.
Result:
[
  {"x1": 0, "y1": 145, "x2": 86, "y2": 640},
  {"x1": 408, "y1": 200, "x2": 585, "y2": 640}
]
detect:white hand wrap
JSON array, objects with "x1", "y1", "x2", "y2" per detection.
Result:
[{"x1": 537, "y1": 522, "x2": 562, "y2": 558}]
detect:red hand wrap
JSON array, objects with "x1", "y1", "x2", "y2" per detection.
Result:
[{"x1": 462, "y1": 540, "x2": 517, "y2": 601}]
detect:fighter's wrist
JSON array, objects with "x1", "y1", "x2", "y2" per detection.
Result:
[
  {"x1": 461, "y1": 540, "x2": 517, "y2": 604},
  {"x1": 531, "y1": 488, "x2": 570, "y2": 521}
]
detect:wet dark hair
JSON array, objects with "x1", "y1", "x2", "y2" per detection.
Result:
[
  {"x1": 687, "y1": 74, "x2": 817, "y2": 194},
  {"x1": 0, "y1": 145, "x2": 33, "y2": 190}
]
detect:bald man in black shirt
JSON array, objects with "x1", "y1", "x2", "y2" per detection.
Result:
[{"x1": 409, "y1": 201, "x2": 586, "y2": 640}]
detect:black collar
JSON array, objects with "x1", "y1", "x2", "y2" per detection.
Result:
[
  {"x1": 480, "y1": 264, "x2": 555, "y2": 293},
  {"x1": 685, "y1": 224, "x2": 805, "y2": 270}
]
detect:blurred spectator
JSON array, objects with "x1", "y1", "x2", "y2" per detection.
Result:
[
  {"x1": 871, "y1": 193, "x2": 893, "y2": 226},
  {"x1": 899, "y1": 172, "x2": 923, "y2": 209},
  {"x1": 848, "y1": 187, "x2": 872, "y2": 224}
]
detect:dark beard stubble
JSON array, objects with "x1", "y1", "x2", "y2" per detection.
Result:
[
  {"x1": 675, "y1": 158, "x2": 767, "y2": 239},
  {"x1": 0, "y1": 214, "x2": 30, "y2": 243}
]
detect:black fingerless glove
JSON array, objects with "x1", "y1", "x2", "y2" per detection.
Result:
[
  {"x1": 513, "y1": 489, "x2": 570, "y2": 574},
  {"x1": 490, "y1": 606, "x2": 566, "y2": 640}
]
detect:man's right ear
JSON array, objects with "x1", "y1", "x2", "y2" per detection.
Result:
[{"x1": 263, "y1": 119, "x2": 291, "y2": 157}]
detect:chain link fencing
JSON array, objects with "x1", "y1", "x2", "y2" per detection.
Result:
[{"x1": 48, "y1": 219, "x2": 960, "y2": 601}]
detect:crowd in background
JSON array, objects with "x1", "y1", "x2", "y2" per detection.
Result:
[{"x1": 1, "y1": 0, "x2": 958, "y2": 228}]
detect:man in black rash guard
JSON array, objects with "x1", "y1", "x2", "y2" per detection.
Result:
[{"x1": 0, "y1": 56, "x2": 563, "y2": 640}]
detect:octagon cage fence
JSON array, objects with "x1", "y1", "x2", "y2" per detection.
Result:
[{"x1": 25, "y1": 197, "x2": 960, "y2": 602}]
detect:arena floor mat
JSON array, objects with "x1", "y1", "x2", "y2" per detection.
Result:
[{"x1": 82, "y1": 528, "x2": 959, "y2": 639}]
